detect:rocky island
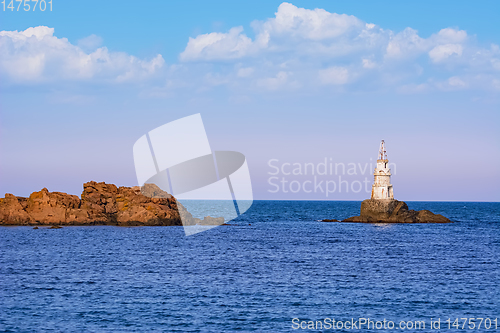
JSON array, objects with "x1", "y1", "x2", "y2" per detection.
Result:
[
  {"x1": 0, "y1": 181, "x2": 224, "y2": 226},
  {"x1": 335, "y1": 140, "x2": 451, "y2": 223},
  {"x1": 342, "y1": 198, "x2": 450, "y2": 223}
]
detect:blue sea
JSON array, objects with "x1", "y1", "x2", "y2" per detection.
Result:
[{"x1": 1, "y1": 201, "x2": 499, "y2": 332}]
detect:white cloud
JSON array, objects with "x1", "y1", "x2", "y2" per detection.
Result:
[
  {"x1": 435, "y1": 28, "x2": 467, "y2": 44},
  {"x1": 1, "y1": 3, "x2": 499, "y2": 95},
  {"x1": 386, "y1": 28, "x2": 426, "y2": 59},
  {"x1": 429, "y1": 44, "x2": 463, "y2": 63},
  {"x1": 180, "y1": 26, "x2": 253, "y2": 61},
  {"x1": 0, "y1": 26, "x2": 164, "y2": 84},
  {"x1": 255, "y1": 2, "x2": 364, "y2": 41},
  {"x1": 447, "y1": 76, "x2": 467, "y2": 89},
  {"x1": 256, "y1": 71, "x2": 300, "y2": 90},
  {"x1": 362, "y1": 58, "x2": 377, "y2": 69},
  {"x1": 179, "y1": 2, "x2": 384, "y2": 61},
  {"x1": 490, "y1": 55, "x2": 500, "y2": 70},
  {"x1": 175, "y1": 3, "x2": 499, "y2": 93},
  {"x1": 77, "y1": 34, "x2": 103, "y2": 52},
  {"x1": 319, "y1": 66, "x2": 349, "y2": 85},
  {"x1": 257, "y1": 71, "x2": 287, "y2": 90}
]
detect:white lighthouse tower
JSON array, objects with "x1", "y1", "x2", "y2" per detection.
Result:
[{"x1": 371, "y1": 140, "x2": 394, "y2": 200}]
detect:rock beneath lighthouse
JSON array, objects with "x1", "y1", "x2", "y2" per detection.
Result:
[{"x1": 342, "y1": 199, "x2": 451, "y2": 223}]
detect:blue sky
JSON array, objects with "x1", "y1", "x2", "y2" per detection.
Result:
[{"x1": 1, "y1": 0, "x2": 499, "y2": 201}]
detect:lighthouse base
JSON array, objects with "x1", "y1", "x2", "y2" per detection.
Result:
[{"x1": 371, "y1": 185, "x2": 394, "y2": 200}]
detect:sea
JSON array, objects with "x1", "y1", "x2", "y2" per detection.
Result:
[{"x1": 1, "y1": 201, "x2": 499, "y2": 332}]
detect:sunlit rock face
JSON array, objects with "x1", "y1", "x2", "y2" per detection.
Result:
[{"x1": 0, "y1": 181, "x2": 222, "y2": 226}]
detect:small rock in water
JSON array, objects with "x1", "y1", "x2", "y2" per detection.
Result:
[
  {"x1": 49, "y1": 225, "x2": 62, "y2": 229},
  {"x1": 321, "y1": 219, "x2": 339, "y2": 222},
  {"x1": 33, "y1": 226, "x2": 39, "y2": 229}
]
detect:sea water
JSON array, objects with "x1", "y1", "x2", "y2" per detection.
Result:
[{"x1": 1, "y1": 201, "x2": 499, "y2": 332}]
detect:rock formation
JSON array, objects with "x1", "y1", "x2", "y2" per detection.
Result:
[
  {"x1": 0, "y1": 181, "x2": 224, "y2": 226},
  {"x1": 341, "y1": 199, "x2": 451, "y2": 223}
]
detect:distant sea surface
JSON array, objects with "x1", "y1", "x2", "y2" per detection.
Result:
[{"x1": 1, "y1": 201, "x2": 499, "y2": 332}]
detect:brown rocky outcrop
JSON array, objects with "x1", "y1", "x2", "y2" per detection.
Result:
[
  {"x1": 0, "y1": 194, "x2": 34, "y2": 225},
  {"x1": 341, "y1": 199, "x2": 451, "y2": 223},
  {"x1": 0, "y1": 181, "x2": 224, "y2": 226}
]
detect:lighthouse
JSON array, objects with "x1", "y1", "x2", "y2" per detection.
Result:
[
  {"x1": 338, "y1": 140, "x2": 451, "y2": 223},
  {"x1": 371, "y1": 140, "x2": 394, "y2": 200}
]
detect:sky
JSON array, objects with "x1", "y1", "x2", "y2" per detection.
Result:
[{"x1": 0, "y1": 0, "x2": 499, "y2": 201}]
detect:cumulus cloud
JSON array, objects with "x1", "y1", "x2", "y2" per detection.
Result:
[
  {"x1": 254, "y1": 2, "x2": 364, "y2": 41},
  {"x1": 175, "y1": 2, "x2": 499, "y2": 92},
  {"x1": 180, "y1": 2, "x2": 382, "y2": 60},
  {"x1": 429, "y1": 44, "x2": 463, "y2": 63},
  {"x1": 386, "y1": 28, "x2": 422, "y2": 59},
  {"x1": 178, "y1": 4, "x2": 476, "y2": 68},
  {"x1": 434, "y1": 28, "x2": 467, "y2": 44},
  {"x1": 180, "y1": 26, "x2": 253, "y2": 61},
  {"x1": 0, "y1": 26, "x2": 164, "y2": 84},
  {"x1": 1, "y1": 3, "x2": 499, "y2": 94}
]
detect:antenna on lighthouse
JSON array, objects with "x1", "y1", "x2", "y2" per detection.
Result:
[{"x1": 378, "y1": 140, "x2": 387, "y2": 160}]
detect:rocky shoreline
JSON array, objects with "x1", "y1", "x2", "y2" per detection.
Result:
[
  {"x1": 337, "y1": 199, "x2": 451, "y2": 223},
  {"x1": 0, "y1": 181, "x2": 223, "y2": 227}
]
